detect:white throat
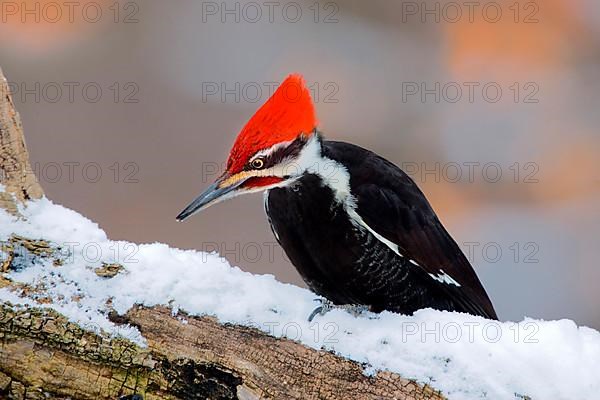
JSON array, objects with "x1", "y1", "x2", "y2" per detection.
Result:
[
  {"x1": 294, "y1": 135, "x2": 352, "y2": 204},
  {"x1": 289, "y1": 135, "x2": 404, "y2": 258}
]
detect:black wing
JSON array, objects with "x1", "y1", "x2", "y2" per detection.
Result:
[{"x1": 323, "y1": 140, "x2": 498, "y2": 319}]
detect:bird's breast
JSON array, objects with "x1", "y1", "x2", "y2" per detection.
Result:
[{"x1": 266, "y1": 174, "x2": 406, "y2": 306}]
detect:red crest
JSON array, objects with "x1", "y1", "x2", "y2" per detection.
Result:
[{"x1": 226, "y1": 74, "x2": 317, "y2": 174}]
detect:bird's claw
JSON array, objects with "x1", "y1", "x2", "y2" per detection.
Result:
[
  {"x1": 308, "y1": 298, "x2": 333, "y2": 322},
  {"x1": 307, "y1": 306, "x2": 323, "y2": 322},
  {"x1": 308, "y1": 298, "x2": 369, "y2": 321}
]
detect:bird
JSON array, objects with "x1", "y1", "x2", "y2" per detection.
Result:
[{"x1": 177, "y1": 74, "x2": 497, "y2": 320}]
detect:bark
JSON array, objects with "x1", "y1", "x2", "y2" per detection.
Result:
[
  {"x1": 0, "y1": 67, "x2": 44, "y2": 214},
  {"x1": 0, "y1": 67, "x2": 445, "y2": 400}
]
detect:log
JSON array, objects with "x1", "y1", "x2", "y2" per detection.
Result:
[{"x1": 0, "y1": 67, "x2": 445, "y2": 400}]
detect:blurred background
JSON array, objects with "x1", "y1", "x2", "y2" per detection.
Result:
[{"x1": 1, "y1": 0, "x2": 598, "y2": 328}]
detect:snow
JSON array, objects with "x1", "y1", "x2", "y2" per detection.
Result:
[{"x1": 1, "y1": 197, "x2": 599, "y2": 399}]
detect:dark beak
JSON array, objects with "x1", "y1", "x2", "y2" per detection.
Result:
[{"x1": 176, "y1": 174, "x2": 246, "y2": 221}]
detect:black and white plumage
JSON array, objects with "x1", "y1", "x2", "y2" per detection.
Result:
[
  {"x1": 265, "y1": 136, "x2": 497, "y2": 319},
  {"x1": 177, "y1": 74, "x2": 497, "y2": 320}
]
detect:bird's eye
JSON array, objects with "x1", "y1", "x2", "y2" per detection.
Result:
[{"x1": 251, "y1": 158, "x2": 265, "y2": 170}]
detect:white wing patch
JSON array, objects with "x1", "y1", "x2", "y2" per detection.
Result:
[{"x1": 429, "y1": 269, "x2": 461, "y2": 287}]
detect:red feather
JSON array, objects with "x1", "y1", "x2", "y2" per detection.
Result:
[
  {"x1": 242, "y1": 176, "x2": 284, "y2": 189},
  {"x1": 226, "y1": 74, "x2": 317, "y2": 174}
]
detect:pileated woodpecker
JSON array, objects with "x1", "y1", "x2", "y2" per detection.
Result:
[{"x1": 177, "y1": 74, "x2": 497, "y2": 320}]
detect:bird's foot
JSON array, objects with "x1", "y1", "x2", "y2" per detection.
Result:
[{"x1": 308, "y1": 298, "x2": 370, "y2": 322}]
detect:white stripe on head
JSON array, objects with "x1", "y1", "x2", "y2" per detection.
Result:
[{"x1": 249, "y1": 139, "x2": 296, "y2": 164}]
